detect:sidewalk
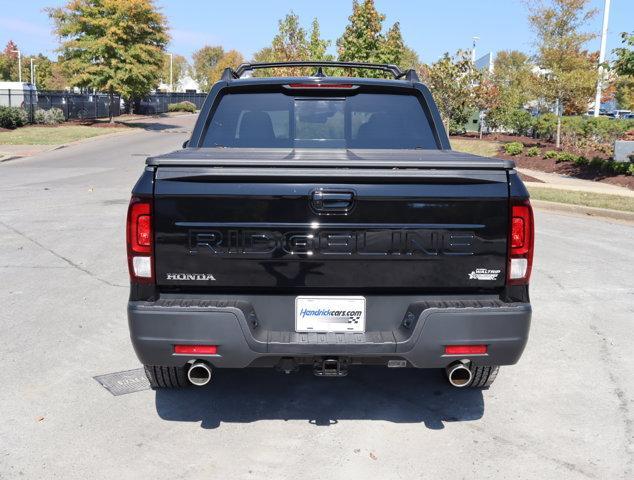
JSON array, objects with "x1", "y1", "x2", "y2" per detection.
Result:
[
  {"x1": 518, "y1": 167, "x2": 634, "y2": 198},
  {"x1": 0, "y1": 145, "x2": 61, "y2": 162}
]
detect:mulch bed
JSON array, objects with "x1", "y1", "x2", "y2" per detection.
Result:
[
  {"x1": 497, "y1": 149, "x2": 634, "y2": 190},
  {"x1": 65, "y1": 119, "x2": 132, "y2": 128},
  {"x1": 462, "y1": 133, "x2": 634, "y2": 191}
]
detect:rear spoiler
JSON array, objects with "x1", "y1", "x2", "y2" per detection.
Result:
[{"x1": 221, "y1": 61, "x2": 420, "y2": 82}]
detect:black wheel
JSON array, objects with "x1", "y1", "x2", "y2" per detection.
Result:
[
  {"x1": 468, "y1": 365, "x2": 499, "y2": 388},
  {"x1": 144, "y1": 365, "x2": 188, "y2": 389}
]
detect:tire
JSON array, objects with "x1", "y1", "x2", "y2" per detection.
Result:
[
  {"x1": 468, "y1": 365, "x2": 499, "y2": 388},
  {"x1": 144, "y1": 365, "x2": 189, "y2": 389}
]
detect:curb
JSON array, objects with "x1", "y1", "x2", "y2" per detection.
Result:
[
  {"x1": 0, "y1": 129, "x2": 137, "y2": 163},
  {"x1": 531, "y1": 199, "x2": 634, "y2": 223}
]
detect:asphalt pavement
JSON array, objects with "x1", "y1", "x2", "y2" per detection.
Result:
[{"x1": 0, "y1": 113, "x2": 632, "y2": 479}]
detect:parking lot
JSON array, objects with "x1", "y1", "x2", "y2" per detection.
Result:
[{"x1": 0, "y1": 114, "x2": 632, "y2": 479}]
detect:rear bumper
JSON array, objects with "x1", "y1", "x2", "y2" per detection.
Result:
[{"x1": 128, "y1": 296, "x2": 531, "y2": 369}]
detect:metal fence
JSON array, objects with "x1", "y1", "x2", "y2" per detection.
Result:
[
  {"x1": 1, "y1": 89, "x2": 207, "y2": 122},
  {"x1": 0, "y1": 89, "x2": 121, "y2": 122},
  {"x1": 135, "y1": 92, "x2": 207, "y2": 115}
]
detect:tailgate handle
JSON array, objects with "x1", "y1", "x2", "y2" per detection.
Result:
[{"x1": 311, "y1": 190, "x2": 354, "y2": 212}]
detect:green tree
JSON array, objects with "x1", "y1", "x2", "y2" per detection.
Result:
[
  {"x1": 161, "y1": 54, "x2": 189, "y2": 91},
  {"x1": 380, "y1": 22, "x2": 405, "y2": 66},
  {"x1": 527, "y1": 0, "x2": 598, "y2": 146},
  {"x1": 192, "y1": 46, "x2": 225, "y2": 92},
  {"x1": 0, "y1": 46, "x2": 68, "y2": 89},
  {"x1": 252, "y1": 47, "x2": 274, "y2": 63},
  {"x1": 420, "y1": 50, "x2": 482, "y2": 132},
  {"x1": 252, "y1": 13, "x2": 331, "y2": 77},
  {"x1": 337, "y1": 0, "x2": 385, "y2": 73},
  {"x1": 0, "y1": 40, "x2": 20, "y2": 81},
  {"x1": 255, "y1": 12, "x2": 308, "y2": 76},
  {"x1": 484, "y1": 50, "x2": 537, "y2": 131},
  {"x1": 48, "y1": 61, "x2": 71, "y2": 90},
  {"x1": 308, "y1": 18, "x2": 332, "y2": 61},
  {"x1": 493, "y1": 51, "x2": 534, "y2": 101},
  {"x1": 20, "y1": 54, "x2": 52, "y2": 87},
  {"x1": 210, "y1": 50, "x2": 245, "y2": 85},
  {"x1": 615, "y1": 77, "x2": 634, "y2": 110},
  {"x1": 49, "y1": 0, "x2": 169, "y2": 120},
  {"x1": 401, "y1": 46, "x2": 421, "y2": 71},
  {"x1": 337, "y1": 1, "x2": 416, "y2": 77},
  {"x1": 613, "y1": 32, "x2": 634, "y2": 77}
]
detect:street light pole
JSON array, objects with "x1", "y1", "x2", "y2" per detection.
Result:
[
  {"x1": 471, "y1": 36, "x2": 479, "y2": 63},
  {"x1": 12, "y1": 49, "x2": 22, "y2": 83},
  {"x1": 168, "y1": 53, "x2": 174, "y2": 92},
  {"x1": 593, "y1": 0, "x2": 611, "y2": 117}
]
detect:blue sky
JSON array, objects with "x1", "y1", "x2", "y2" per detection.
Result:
[{"x1": 0, "y1": 0, "x2": 631, "y2": 64}]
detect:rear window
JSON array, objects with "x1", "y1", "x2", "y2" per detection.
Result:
[{"x1": 201, "y1": 92, "x2": 437, "y2": 149}]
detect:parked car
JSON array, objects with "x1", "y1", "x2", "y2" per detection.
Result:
[
  {"x1": 126, "y1": 61, "x2": 534, "y2": 390},
  {"x1": 611, "y1": 109, "x2": 632, "y2": 119}
]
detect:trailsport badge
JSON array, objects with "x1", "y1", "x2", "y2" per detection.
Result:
[{"x1": 468, "y1": 268, "x2": 501, "y2": 281}]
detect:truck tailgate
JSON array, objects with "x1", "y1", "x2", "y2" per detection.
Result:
[{"x1": 152, "y1": 150, "x2": 510, "y2": 291}]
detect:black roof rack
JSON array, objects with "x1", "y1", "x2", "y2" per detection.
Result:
[{"x1": 221, "y1": 61, "x2": 420, "y2": 82}]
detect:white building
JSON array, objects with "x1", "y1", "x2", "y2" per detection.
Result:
[{"x1": 157, "y1": 74, "x2": 201, "y2": 93}]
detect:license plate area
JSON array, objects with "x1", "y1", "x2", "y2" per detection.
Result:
[{"x1": 295, "y1": 296, "x2": 366, "y2": 333}]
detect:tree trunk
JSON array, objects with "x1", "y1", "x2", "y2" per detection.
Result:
[
  {"x1": 108, "y1": 88, "x2": 114, "y2": 123},
  {"x1": 479, "y1": 111, "x2": 484, "y2": 140},
  {"x1": 555, "y1": 98, "x2": 561, "y2": 149}
]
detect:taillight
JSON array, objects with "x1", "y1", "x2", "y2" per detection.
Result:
[
  {"x1": 126, "y1": 197, "x2": 153, "y2": 283},
  {"x1": 508, "y1": 199, "x2": 534, "y2": 284},
  {"x1": 286, "y1": 83, "x2": 355, "y2": 89}
]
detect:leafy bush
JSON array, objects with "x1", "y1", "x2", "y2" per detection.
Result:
[
  {"x1": 555, "y1": 152, "x2": 578, "y2": 163},
  {"x1": 560, "y1": 116, "x2": 634, "y2": 150},
  {"x1": 503, "y1": 142, "x2": 524, "y2": 156},
  {"x1": 532, "y1": 113, "x2": 558, "y2": 141},
  {"x1": 573, "y1": 156, "x2": 588, "y2": 166},
  {"x1": 554, "y1": 154, "x2": 634, "y2": 176},
  {"x1": 167, "y1": 101, "x2": 196, "y2": 113},
  {"x1": 589, "y1": 157, "x2": 604, "y2": 168},
  {"x1": 46, "y1": 108, "x2": 65, "y2": 124},
  {"x1": 0, "y1": 106, "x2": 28, "y2": 129},
  {"x1": 34, "y1": 109, "x2": 47, "y2": 124},
  {"x1": 34, "y1": 108, "x2": 65, "y2": 125},
  {"x1": 526, "y1": 146, "x2": 539, "y2": 157},
  {"x1": 528, "y1": 114, "x2": 634, "y2": 153},
  {"x1": 508, "y1": 109, "x2": 533, "y2": 136},
  {"x1": 609, "y1": 161, "x2": 630, "y2": 175},
  {"x1": 543, "y1": 150, "x2": 558, "y2": 159}
]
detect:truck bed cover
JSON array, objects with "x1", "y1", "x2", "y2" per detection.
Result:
[{"x1": 146, "y1": 148, "x2": 515, "y2": 170}]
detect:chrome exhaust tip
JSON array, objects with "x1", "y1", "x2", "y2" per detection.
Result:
[
  {"x1": 446, "y1": 361, "x2": 473, "y2": 388},
  {"x1": 187, "y1": 361, "x2": 212, "y2": 387}
]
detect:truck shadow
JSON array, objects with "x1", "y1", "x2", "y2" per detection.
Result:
[{"x1": 154, "y1": 367, "x2": 485, "y2": 429}]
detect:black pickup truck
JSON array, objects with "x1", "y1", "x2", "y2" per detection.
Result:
[{"x1": 126, "y1": 61, "x2": 534, "y2": 389}]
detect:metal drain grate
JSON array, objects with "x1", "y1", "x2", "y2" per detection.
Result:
[{"x1": 94, "y1": 368, "x2": 151, "y2": 396}]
